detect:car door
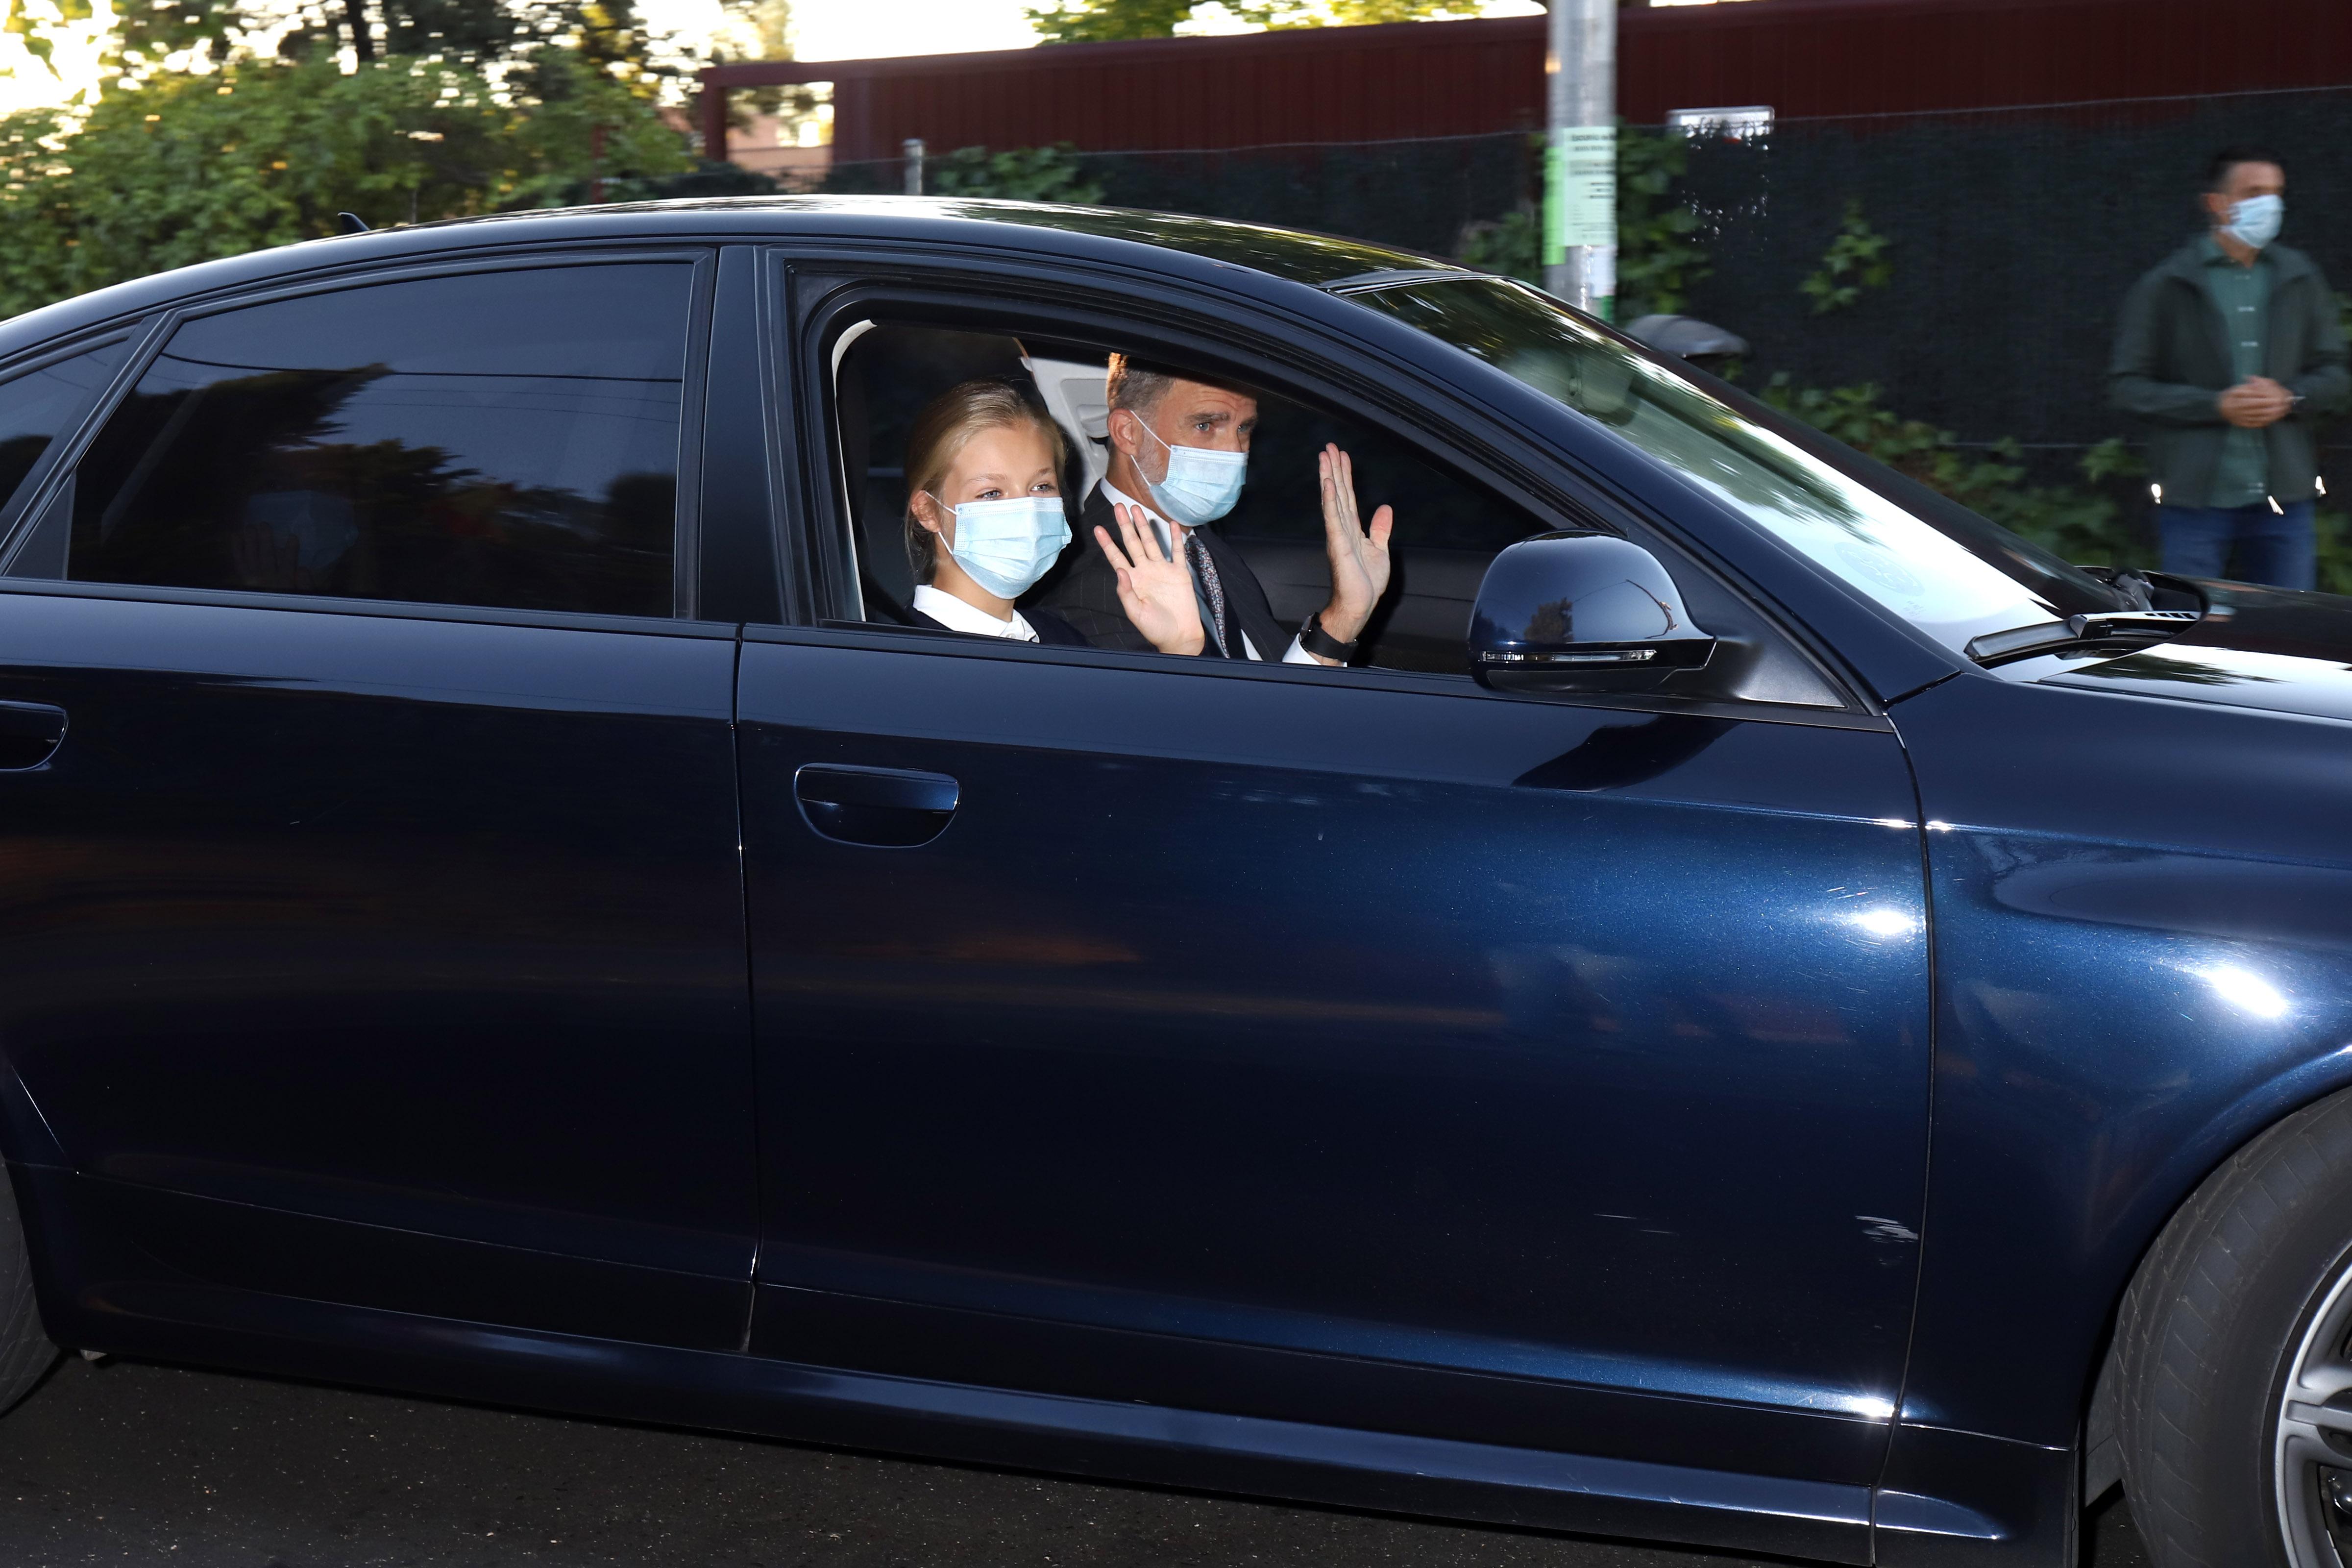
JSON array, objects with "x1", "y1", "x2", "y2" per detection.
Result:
[
  {"x1": 740, "y1": 274, "x2": 1933, "y2": 1510},
  {"x1": 0, "y1": 255, "x2": 760, "y2": 1351}
]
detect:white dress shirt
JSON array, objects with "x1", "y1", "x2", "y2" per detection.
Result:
[
  {"x1": 912, "y1": 584, "x2": 1040, "y2": 642},
  {"x1": 1097, "y1": 481, "x2": 1317, "y2": 665}
]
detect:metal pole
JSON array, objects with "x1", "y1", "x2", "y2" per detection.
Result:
[
  {"x1": 699, "y1": 73, "x2": 728, "y2": 168},
  {"x1": 903, "y1": 137, "x2": 925, "y2": 196},
  {"x1": 1543, "y1": 0, "x2": 1616, "y2": 318}
]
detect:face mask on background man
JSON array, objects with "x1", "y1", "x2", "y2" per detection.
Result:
[
  {"x1": 928, "y1": 494, "x2": 1070, "y2": 598},
  {"x1": 2224, "y1": 194, "x2": 2283, "y2": 250},
  {"x1": 1134, "y1": 419, "x2": 1249, "y2": 526}
]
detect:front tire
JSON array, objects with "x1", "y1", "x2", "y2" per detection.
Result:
[
  {"x1": 0, "y1": 1168, "x2": 56, "y2": 1415},
  {"x1": 2118, "y1": 1083, "x2": 2352, "y2": 1567}
]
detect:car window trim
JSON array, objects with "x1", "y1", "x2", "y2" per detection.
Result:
[
  {"x1": 0, "y1": 574, "x2": 745, "y2": 641},
  {"x1": 0, "y1": 249, "x2": 720, "y2": 625},
  {"x1": 695, "y1": 245, "x2": 786, "y2": 626},
  {"x1": 775, "y1": 260, "x2": 1871, "y2": 717},
  {"x1": 748, "y1": 620, "x2": 1892, "y2": 734},
  {"x1": 673, "y1": 252, "x2": 718, "y2": 620},
  {"x1": 0, "y1": 316, "x2": 171, "y2": 566}
]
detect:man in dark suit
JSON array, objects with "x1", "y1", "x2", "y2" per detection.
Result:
[{"x1": 1034, "y1": 356, "x2": 1393, "y2": 665}]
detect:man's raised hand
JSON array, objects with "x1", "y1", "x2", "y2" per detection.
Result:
[
  {"x1": 1314, "y1": 443, "x2": 1394, "y2": 659},
  {"x1": 1097, "y1": 503, "x2": 1205, "y2": 657}
]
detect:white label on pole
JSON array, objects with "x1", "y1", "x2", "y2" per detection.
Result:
[
  {"x1": 1559, "y1": 124, "x2": 1617, "y2": 249},
  {"x1": 1586, "y1": 244, "x2": 1617, "y2": 303}
]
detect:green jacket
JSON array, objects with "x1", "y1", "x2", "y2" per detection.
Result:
[{"x1": 2107, "y1": 238, "x2": 2349, "y2": 506}]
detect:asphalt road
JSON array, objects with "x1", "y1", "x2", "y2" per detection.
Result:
[{"x1": 0, "y1": 1354, "x2": 2151, "y2": 1568}]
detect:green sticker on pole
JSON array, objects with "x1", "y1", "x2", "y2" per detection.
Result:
[{"x1": 1543, "y1": 124, "x2": 1617, "y2": 264}]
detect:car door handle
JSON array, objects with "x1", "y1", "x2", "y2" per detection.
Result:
[
  {"x1": 0, "y1": 701, "x2": 67, "y2": 771},
  {"x1": 793, "y1": 764, "x2": 960, "y2": 849}
]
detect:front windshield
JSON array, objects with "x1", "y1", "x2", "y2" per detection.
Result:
[{"x1": 1350, "y1": 277, "x2": 2126, "y2": 651}]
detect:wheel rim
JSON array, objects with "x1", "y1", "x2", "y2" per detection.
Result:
[{"x1": 2276, "y1": 1254, "x2": 2352, "y2": 1566}]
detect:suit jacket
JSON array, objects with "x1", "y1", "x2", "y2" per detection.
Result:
[
  {"x1": 910, "y1": 603, "x2": 1089, "y2": 646},
  {"x1": 1033, "y1": 487, "x2": 1292, "y2": 659}
]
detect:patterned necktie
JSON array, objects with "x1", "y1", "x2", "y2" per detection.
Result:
[{"x1": 1182, "y1": 530, "x2": 1231, "y2": 657}]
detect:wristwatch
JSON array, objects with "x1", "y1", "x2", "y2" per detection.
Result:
[{"x1": 1299, "y1": 612, "x2": 1356, "y2": 663}]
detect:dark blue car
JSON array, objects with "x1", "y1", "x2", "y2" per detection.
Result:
[{"x1": 0, "y1": 197, "x2": 2338, "y2": 1568}]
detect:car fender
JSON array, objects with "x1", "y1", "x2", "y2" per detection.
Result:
[{"x1": 1887, "y1": 666, "x2": 2352, "y2": 1457}]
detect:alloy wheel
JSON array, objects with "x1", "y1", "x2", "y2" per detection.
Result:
[{"x1": 2276, "y1": 1254, "x2": 2352, "y2": 1566}]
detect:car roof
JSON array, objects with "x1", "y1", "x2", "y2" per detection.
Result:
[{"x1": 0, "y1": 196, "x2": 1470, "y2": 362}]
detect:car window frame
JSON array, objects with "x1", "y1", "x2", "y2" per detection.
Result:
[
  {"x1": 768, "y1": 249, "x2": 1882, "y2": 730},
  {"x1": 0, "y1": 247, "x2": 721, "y2": 626},
  {"x1": 0, "y1": 323, "x2": 163, "y2": 550}
]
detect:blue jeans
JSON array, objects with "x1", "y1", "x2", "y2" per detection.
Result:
[{"x1": 2157, "y1": 500, "x2": 2316, "y2": 590}]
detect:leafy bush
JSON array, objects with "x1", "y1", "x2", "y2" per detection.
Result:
[
  {"x1": 1799, "y1": 200, "x2": 1893, "y2": 315},
  {"x1": 928, "y1": 144, "x2": 1105, "y2": 205},
  {"x1": 1615, "y1": 124, "x2": 1707, "y2": 318},
  {"x1": 1455, "y1": 206, "x2": 1539, "y2": 284},
  {"x1": 1761, "y1": 374, "x2": 2143, "y2": 565},
  {"x1": 1451, "y1": 125, "x2": 1707, "y2": 315}
]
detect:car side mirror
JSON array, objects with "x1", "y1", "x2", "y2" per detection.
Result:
[{"x1": 1470, "y1": 532, "x2": 1716, "y2": 694}]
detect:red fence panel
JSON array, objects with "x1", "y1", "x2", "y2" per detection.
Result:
[{"x1": 699, "y1": 0, "x2": 2352, "y2": 167}]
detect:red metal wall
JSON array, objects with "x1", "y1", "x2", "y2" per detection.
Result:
[
  {"x1": 1625, "y1": 0, "x2": 2352, "y2": 123},
  {"x1": 825, "y1": 17, "x2": 1544, "y2": 160},
  {"x1": 700, "y1": 0, "x2": 2352, "y2": 166}
]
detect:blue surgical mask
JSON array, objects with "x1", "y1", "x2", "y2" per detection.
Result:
[
  {"x1": 1135, "y1": 419, "x2": 1248, "y2": 526},
  {"x1": 2225, "y1": 194, "x2": 2283, "y2": 250},
  {"x1": 928, "y1": 493, "x2": 1070, "y2": 599}
]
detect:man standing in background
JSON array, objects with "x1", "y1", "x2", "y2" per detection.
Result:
[{"x1": 2109, "y1": 147, "x2": 2347, "y2": 588}]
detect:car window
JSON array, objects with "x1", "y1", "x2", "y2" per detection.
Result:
[
  {"x1": 64, "y1": 264, "x2": 695, "y2": 617},
  {"x1": 833, "y1": 323, "x2": 1544, "y2": 676},
  {"x1": 1348, "y1": 276, "x2": 2125, "y2": 653},
  {"x1": 825, "y1": 318, "x2": 1843, "y2": 707},
  {"x1": 0, "y1": 339, "x2": 127, "y2": 517}
]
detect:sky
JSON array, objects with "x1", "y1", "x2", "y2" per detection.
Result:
[{"x1": 0, "y1": 0, "x2": 1588, "y2": 117}]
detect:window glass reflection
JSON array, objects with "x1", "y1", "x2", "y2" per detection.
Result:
[
  {"x1": 70, "y1": 265, "x2": 692, "y2": 617},
  {"x1": 1353, "y1": 278, "x2": 2090, "y2": 652},
  {"x1": 0, "y1": 339, "x2": 126, "y2": 517}
]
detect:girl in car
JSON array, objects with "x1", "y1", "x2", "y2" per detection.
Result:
[
  {"x1": 902, "y1": 380, "x2": 1095, "y2": 644},
  {"x1": 905, "y1": 377, "x2": 1216, "y2": 656}
]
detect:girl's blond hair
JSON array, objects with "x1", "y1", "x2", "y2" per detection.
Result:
[{"x1": 903, "y1": 380, "x2": 1069, "y2": 585}]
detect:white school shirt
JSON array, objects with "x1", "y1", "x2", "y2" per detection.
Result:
[
  {"x1": 912, "y1": 584, "x2": 1040, "y2": 641},
  {"x1": 1097, "y1": 481, "x2": 1317, "y2": 665}
]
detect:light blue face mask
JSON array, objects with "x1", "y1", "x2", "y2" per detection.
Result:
[
  {"x1": 929, "y1": 493, "x2": 1070, "y2": 599},
  {"x1": 1135, "y1": 418, "x2": 1249, "y2": 526},
  {"x1": 2225, "y1": 193, "x2": 2284, "y2": 250}
]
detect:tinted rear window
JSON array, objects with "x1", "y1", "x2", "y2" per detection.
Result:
[{"x1": 68, "y1": 263, "x2": 695, "y2": 617}]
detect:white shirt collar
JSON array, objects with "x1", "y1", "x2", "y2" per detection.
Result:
[
  {"x1": 912, "y1": 584, "x2": 1037, "y2": 641},
  {"x1": 1098, "y1": 478, "x2": 1179, "y2": 548}
]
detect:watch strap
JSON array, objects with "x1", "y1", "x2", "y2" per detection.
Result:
[{"x1": 1299, "y1": 612, "x2": 1355, "y2": 662}]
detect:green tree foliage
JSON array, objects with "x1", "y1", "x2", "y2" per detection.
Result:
[
  {"x1": 1027, "y1": 0, "x2": 1197, "y2": 42},
  {"x1": 1028, "y1": 0, "x2": 1479, "y2": 43},
  {"x1": 928, "y1": 144, "x2": 1104, "y2": 204},
  {"x1": 1235, "y1": 0, "x2": 1483, "y2": 24},
  {"x1": 34, "y1": 0, "x2": 675, "y2": 81},
  {"x1": 0, "y1": 51, "x2": 688, "y2": 318}
]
